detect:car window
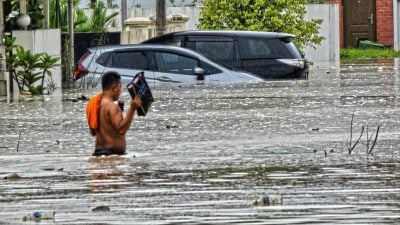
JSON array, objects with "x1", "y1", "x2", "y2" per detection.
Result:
[
  {"x1": 167, "y1": 40, "x2": 183, "y2": 47},
  {"x1": 200, "y1": 62, "x2": 222, "y2": 75},
  {"x1": 164, "y1": 37, "x2": 184, "y2": 47},
  {"x1": 190, "y1": 41, "x2": 235, "y2": 61},
  {"x1": 154, "y1": 52, "x2": 199, "y2": 75},
  {"x1": 239, "y1": 38, "x2": 292, "y2": 59},
  {"x1": 96, "y1": 52, "x2": 111, "y2": 66},
  {"x1": 111, "y1": 51, "x2": 148, "y2": 70},
  {"x1": 283, "y1": 41, "x2": 303, "y2": 58}
]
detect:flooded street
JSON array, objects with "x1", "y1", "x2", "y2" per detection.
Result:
[{"x1": 1, "y1": 60, "x2": 400, "y2": 224}]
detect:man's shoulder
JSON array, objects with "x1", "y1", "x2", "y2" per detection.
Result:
[{"x1": 101, "y1": 100, "x2": 119, "y2": 113}]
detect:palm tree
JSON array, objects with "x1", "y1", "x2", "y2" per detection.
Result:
[
  {"x1": 49, "y1": 0, "x2": 88, "y2": 31},
  {"x1": 76, "y1": 1, "x2": 119, "y2": 32}
]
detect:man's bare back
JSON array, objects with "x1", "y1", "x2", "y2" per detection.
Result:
[
  {"x1": 96, "y1": 97, "x2": 127, "y2": 153},
  {"x1": 90, "y1": 72, "x2": 142, "y2": 156}
]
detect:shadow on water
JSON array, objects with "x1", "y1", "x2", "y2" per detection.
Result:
[{"x1": 0, "y1": 60, "x2": 400, "y2": 224}]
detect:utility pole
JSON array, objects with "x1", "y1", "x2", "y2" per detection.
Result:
[
  {"x1": 0, "y1": 0, "x2": 7, "y2": 100},
  {"x1": 43, "y1": 0, "x2": 49, "y2": 28},
  {"x1": 67, "y1": 0, "x2": 74, "y2": 84},
  {"x1": 121, "y1": 0, "x2": 127, "y2": 30},
  {"x1": 0, "y1": 0, "x2": 6, "y2": 73},
  {"x1": 156, "y1": 0, "x2": 166, "y2": 36},
  {"x1": 55, "y1": 0, "x2": 60, "y2": 28}
]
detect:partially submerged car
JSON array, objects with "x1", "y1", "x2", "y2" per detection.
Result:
[
  {"x1": 74, "y1": 44, "x2": 262, "y2": 88},
  {"x1": 142, "y1": 30, "x2": 308, "y2": 79}
]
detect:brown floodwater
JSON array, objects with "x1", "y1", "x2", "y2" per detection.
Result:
[{"x1": 0, "y1": 60, "x2": 399, "y2": 224}]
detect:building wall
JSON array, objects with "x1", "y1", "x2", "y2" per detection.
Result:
[
  {"x1": 326, "y1": 0, "x2": 343, "y2": 48},
  {"x1": 305, "y1": 4, "x2": 340, "y2": 64},
  {"x1": 326, "y1": 0, "x2": 393, "y2": 48},
  {"x1": 12, "y1": 29, "x2": 62, "y2": 99},
  {"x1": 376, "y1": 0, "x2": 394, "y2": 45}
]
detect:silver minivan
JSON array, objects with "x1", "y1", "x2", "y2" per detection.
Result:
[{"x1": 74, "y1": 44, "x2": 262, "y2": 88}]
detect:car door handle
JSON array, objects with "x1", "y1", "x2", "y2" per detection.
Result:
[
  {"x1": 156, "y1": 76, "x2": 181, "y2": 83},
  {"x1": 156, "y1": 76, "x2": 172, "y2": 82}
]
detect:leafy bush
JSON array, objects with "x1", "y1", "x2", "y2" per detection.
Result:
[{"x1": 6, "y1": 37, "x2": 60, "y2": 95}]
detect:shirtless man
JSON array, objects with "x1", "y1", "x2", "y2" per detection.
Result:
[{"x1": 91, "y1": 72, "x2": 142, "y2": 156}]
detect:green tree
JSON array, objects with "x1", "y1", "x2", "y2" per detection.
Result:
[
  {"x1": 49, "y1": 0, "x2": 88, "y2": 31},
  {"x1": 198, "y1": 0, "x2": 324, "y2": 49},
  {"x1": 76, "y1": 1, "x2": 119, "y2": 32},
  {"x1": 49, "y1": 0, "x2": 119, "y2": 32}
]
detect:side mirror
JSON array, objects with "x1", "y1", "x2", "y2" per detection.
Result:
[{"x1": 194, "y1": 67, "x2": 205, "y2": 81}]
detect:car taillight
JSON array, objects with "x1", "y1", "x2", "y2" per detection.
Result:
[
  {"x1": 74, "y1": 52, "x2": 90, "y2": 80},
  {"x1": 74, "y1": 64, "x2": 88, "y2": 80}
]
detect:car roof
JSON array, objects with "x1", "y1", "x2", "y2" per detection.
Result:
[
  {"x1": 87, "y1": 44, "x2": 207, "y2": 56},
  {"x1": 143, "y1": 30, "x2": 296, "y2": 41}
]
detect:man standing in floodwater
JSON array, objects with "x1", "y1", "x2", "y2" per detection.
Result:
[{"x1": 87, "y1": 71, "x2": 142, "y2": 156}]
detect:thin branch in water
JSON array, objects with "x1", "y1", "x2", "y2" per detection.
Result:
[
  {"x1": 368, "y1": 126, "x2": 380, "y2": 155},
  {"x1": 349, "y1": 110, "x2": 355, "y2": 150},
  {"x1": 365, "y1": 126, "x2": 370, "y2": 153},
  {"x1": 16, "y1": 130, "x2": 22, "y2": 152},
  {"x1": 349, "y1": 126, "x2": 364, "y2": 155}
]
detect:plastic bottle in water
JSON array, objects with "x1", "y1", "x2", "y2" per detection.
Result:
[{"x1": 22, "y1": 211, "x2": 55, "y2": 221}]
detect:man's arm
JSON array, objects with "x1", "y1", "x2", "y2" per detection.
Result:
[{"x1": 109, "y1": 96, "x2": 142, "y2": 135}]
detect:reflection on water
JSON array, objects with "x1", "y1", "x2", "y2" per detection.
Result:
[
  {"x1": 89, "y1": 156, "x2": 127, "y2": 194},
  {"x1": 0, "y1": 61, "x2": 400, "y2": 224}
]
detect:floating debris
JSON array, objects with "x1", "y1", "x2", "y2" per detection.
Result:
[
  {"x1": 40, "y1": 167, "x2": 55, "y2": 171},
  {"x1": 92, "y1": 205, "x2": 110, "y2": 212},
  {"x1": 166, "y1": 124, "x2": 179, "y2": 129},
  {"x1": 22, "y1": 211, "x2": 55, "y2": 221},
  {"x1": 253, "y1": 195, "x2": 282, "y2": 206},
  {"x1": 4, "y1": 172, "x2": 22, "y2": 180},
  {"x1": 69, "y1": 95, "x2": 88, "y2": 102}
]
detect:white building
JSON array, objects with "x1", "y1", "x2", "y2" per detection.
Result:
[{"x1": 79, "y1": 0, "x2": 203, "y2": 8}]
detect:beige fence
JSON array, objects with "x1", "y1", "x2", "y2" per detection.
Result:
[{"x1": 121, "y1": 14, "x2": 190, "y2": 44}]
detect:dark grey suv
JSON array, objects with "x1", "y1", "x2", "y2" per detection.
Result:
[{"x1": 142, "y1": 30, "x2": 308, "y2": 79}]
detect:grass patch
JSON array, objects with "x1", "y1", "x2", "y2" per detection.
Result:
[{"x1": 340, "y1": 48, "x2": 400, "y2": 60}]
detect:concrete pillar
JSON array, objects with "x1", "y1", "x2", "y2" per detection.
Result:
[
  {"x1": 122, "y1": 13, "x2": 189, "y2": 44},
  {"x1": 166, "y1": 14, "x2": 190, "y2": 33},
  {"x1": 122, "y1": 17, "x2": 152, "y2": 44},
  {"x1": 19, "y1": 0, "x2": 26, "y2": 14}
]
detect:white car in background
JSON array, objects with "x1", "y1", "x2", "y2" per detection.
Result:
[{"x1": 74, "y1": 44, "x2": 262, "y2": 88}]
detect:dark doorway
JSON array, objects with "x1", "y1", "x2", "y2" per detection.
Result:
[{"x1": 344, "y1": 0, "x2": 376, "y2": 48}]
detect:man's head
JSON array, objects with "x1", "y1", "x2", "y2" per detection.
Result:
[{"x1": 101, "y1": 72, "x2": 122, "y2": 100}]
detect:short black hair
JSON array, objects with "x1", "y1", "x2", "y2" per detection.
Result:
[{"x1": 101, "y1": 71, "x2": 121, "y2": 90}]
